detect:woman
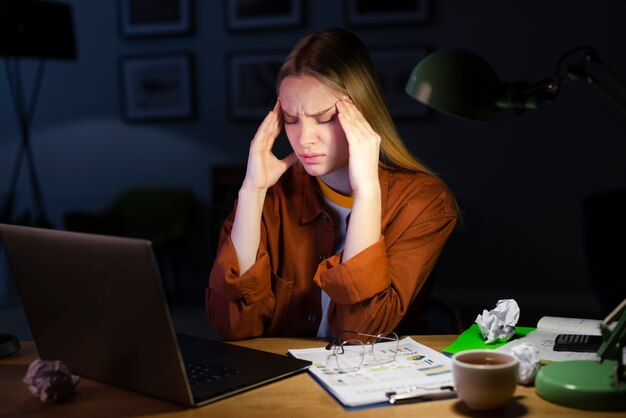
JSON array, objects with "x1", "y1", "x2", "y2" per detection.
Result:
[{"x1": 206, "y1": 28, "x2": 458, "y2": 340}]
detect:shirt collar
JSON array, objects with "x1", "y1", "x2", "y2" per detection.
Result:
[
  {"x1": 316, "y1": 177, "x2": 354, "y2": 209},
  {"x1": 298, "y1": 165, "x2": 390, "y2": 224}
]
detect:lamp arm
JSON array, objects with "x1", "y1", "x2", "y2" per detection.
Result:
[
  {"x1": 496, "y1": 78, "x2": 562, "y2": 112},
  {"x1": 497, "y1": 48, "x2": 626, "y2": 117},
  {"x1": 598, "y1": 298, "x2": 626, "y2": 387},
  {"x1": 583, "y1": 76, "x2": 626, "y2": 116},
  {"x1": 603, "y1": 298, "x2": 626, "y2": 328},
  {"x1": 587, "y1": 52, "x2": 626, "y2": 96},
  {"x1": 565, "y1": 51, "x2": 626, "y2": 116}
]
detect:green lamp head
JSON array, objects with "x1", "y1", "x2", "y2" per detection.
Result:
[
  {"x1": 406, "y1": 46, "x2": 626, "y2": 122},
  {"x1": 405, "y1": 49, "x2": 501, "y2": 123}
]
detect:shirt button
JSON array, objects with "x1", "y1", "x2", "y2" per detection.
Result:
[
  {"x1": 319, "y1": 253, "x2": 327, "y2": 261},
  {"x1": 307, "y1": 313, "x2": 318, "y2": 323}
]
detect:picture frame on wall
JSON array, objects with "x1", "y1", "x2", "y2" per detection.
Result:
[
  {"x1": 119, "y1": 53, "x2": 195, "y2": 122},
  {"x1": 371, "y1": 47, "x2": 432, "y2": 119},
  {"x1": 227, "y1": 0, "x2": 303, "y2": 31},
  {"x1": 228, "y1": 51, "x2": 286, "y2": 120},
  {"x1": 118, "y1": 0, "x2": 192, "y2": 38},
  {"x1": 345, "y1": 0, "x2": 430, "y2": 27}
]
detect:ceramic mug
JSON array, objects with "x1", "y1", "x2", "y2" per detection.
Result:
[{"x1": 452, "y1": 349, "x2": 519, "y2": 410}]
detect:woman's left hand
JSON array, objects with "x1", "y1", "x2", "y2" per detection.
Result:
[{"x1": 336, "y1": 97, "x2": 381, "y2": 196}]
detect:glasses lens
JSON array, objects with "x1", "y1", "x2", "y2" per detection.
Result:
[
  {"x1": 367, "y1": 332, "x2": 399, "y2": 366},
  {"x1": 327, "y1": 339, "x2": 364, "y2": 373}
]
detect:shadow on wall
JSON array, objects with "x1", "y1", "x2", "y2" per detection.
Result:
[
  {"x1": 0, "y1": 117, "x2": 237, "y2": 293},
  {"x1": 0, "y1": 117, "x2": 233, "y2": 227}
]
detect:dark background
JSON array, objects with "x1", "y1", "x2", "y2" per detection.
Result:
[{"x1": 1, "y1": 0, "x2": 625, "y2": 338}]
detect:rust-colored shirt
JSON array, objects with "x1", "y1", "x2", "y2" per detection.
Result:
[{"x1": 206, "y1": 165, "x2": 457, "y2": 340}]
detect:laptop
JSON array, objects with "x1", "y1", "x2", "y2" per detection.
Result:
[{"x1": 0, "y1": 223, "x2": 311, "y2": 407}]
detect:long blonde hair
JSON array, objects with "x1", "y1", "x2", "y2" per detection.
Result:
[{"x1": 276, "y1": 27, "x2": 433, "y2": 175}]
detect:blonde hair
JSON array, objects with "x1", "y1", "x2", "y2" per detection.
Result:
[{"x1": 276, "y1": 27, "x2": 433, "y2": 175}]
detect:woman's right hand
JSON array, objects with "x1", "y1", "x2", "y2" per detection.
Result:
[{"x1": 241, "y1": 99, "x2": 298, "y2": 193}]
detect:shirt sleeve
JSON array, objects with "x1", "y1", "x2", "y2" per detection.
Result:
[
  {"x1": 313, "y1": 188, "x2": 458, "y2": 336},
  {"x1": 313, "y1": 238, "x2": 389, "y2": 304},
  {"x1": 205, "y1": 210, "x2": 278, "y2": 341}
]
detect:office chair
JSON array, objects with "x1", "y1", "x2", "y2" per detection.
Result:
[{"x1": 394, "y1": 265, "x2": 464, "y2": 335}]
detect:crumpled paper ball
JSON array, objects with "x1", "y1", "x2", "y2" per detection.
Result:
[
  {"x1": 510, "y1": 343, "x2": 541, "y2": 385},
  {"x1": 23, "y1": 359, "x2": 80, "y2": 402},
  {"x1": 475, "y1": 299, "x2": 520, "y2": 344}
]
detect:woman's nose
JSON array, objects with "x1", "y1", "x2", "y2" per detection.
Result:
[{"x1": 299, "y1": 123, "x2": 317, "y2": 146}]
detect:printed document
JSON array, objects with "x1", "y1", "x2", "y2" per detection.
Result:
[{"x1": 288, "y1": 337, "x2": 453, "y2": 407}]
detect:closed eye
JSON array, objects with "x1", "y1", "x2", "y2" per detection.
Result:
[{"x1": 317, "y1": 112, "x2": 337, "y2": 124}]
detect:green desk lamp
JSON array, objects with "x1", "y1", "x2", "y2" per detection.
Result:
[
  {"x1": 405, "y1": 47, "x2": 626, "y2": 122},
  {"x1": 405, "y1": 47, "x2": 626, "y2": 410},
  {"x1": 535, "y1": 298, "x2": 626, "y2": 410}
]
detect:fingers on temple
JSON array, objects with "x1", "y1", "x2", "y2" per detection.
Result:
[{"x1": 338, "y1": 102, "x2": 375, "y2": 140}]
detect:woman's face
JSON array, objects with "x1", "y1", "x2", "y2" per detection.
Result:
[{"x1": 278, "y1": 76, "x2": 349, "y2": 179}]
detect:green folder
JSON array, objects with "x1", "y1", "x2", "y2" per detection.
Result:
[{"x1": 442, "y1": 324, "x2": 536, "y2": 354}]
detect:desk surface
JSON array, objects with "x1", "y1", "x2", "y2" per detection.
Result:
[{"x1": 1, "y1": 335, "x2": 624, "y2": 418}]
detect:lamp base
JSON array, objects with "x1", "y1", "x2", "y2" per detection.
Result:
[{"x1": 535, "y1": 360, "x2": 626, "y2": 410}]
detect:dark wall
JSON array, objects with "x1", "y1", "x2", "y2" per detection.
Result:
[{"x1": 1, "y1": 0, "x2": 625, "y2": 326}]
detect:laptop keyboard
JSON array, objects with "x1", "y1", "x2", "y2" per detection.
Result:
[{"x1": 185, "y1": 360, "x2": 240, "y2": 387}]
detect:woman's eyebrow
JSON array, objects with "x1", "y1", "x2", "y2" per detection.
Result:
[
  {"x1": 306, "y1": 105, "x2": 336, "y2": 117},
  {"x1": 282, "y1": 105, "x2": 336, "y2": 119}
]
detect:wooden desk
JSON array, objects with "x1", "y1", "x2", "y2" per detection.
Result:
[{"x1": 1, "y1": 336, "x2": 624, "y2": 417}]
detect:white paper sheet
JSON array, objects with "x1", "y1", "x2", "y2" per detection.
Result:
[
  {"x1": 496, "y1": 329, "x2": 598, "y2": 362},
  {"x1": 288, "y1": 337, "x2": 454, "y2": 407},
  {"x1": 496, "y1": 316, "x2": 602, "y2": 362}
]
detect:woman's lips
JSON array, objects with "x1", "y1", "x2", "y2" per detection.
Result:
[{"x1": 300, "y1": 153, "x2": 324, "y2": 164}]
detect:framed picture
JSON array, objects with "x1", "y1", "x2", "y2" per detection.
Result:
[
  {"x1": 119, "y1": 53, "x2": 196, "y2": 122},
  {"x1": 118, "y1": 0, "x2": 192, "y2": 37},
  {"x1": 345, "y1": 0, "x2": 430, "y2": 27},
  {"x1": 228, "y1": 51, "x2": 286, "y2": 120},
  {"x1": 371, "y1": 47, "x2": 432, "y2": 119},
  {"x1": 227, "y1": 0, "x2": 303, "y2": 31}
]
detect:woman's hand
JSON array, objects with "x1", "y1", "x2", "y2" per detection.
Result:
[
  {"x1": 242, "y1": 99, "x2": 298, "y2": 193},
  {"x1": 232, "y1": 100, "x2": 297, "y2": 275},
  {"x1": 336, "y1": 97, "x2": 381, "y2": 196},
  {"x1": 336, "y1": 97, "x2": 382, "y2": 263}
]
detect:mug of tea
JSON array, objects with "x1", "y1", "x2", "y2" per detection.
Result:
[{"x1": 452, "y1": 349, "x2": 519, "y2": 410}]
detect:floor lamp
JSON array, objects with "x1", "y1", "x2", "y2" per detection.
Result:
[{"x1": 0, "y1": 0, "x2": 76, "y2": 227}]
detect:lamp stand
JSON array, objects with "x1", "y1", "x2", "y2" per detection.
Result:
[
  {"x1": 1, "y1": 58, "x2": 52, "y2": 227},
  {"x1": 536, "y1": 298, "x2": 626, "y2": 410},
  {"x1": 536, "y1": 359, "x2": 626, "y2": 410}
]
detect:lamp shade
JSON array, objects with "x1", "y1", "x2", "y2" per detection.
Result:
[
  {"x1": 405, "y1": 49, "x2": 501, "y2": 122},
  {"x1": 0, "y1": 0, "x2": 76, "y2": 59}
]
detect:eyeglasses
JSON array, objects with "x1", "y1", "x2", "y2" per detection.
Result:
[{"x1": 324, "y1": 330, "x2": 399, "y2": 374}]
